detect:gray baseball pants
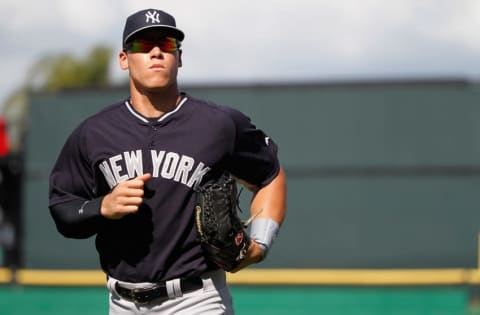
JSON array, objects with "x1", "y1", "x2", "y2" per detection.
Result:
[{"x1": 106, "y1": 270, "x2": 234, "y2": 315}]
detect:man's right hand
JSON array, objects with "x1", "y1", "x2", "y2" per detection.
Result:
[{"x1": 101, "y1": 173, "x2": 152, "y2": 219}]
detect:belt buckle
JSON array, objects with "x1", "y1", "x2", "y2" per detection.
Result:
[{"x1": 130, "y1": 287, "x2": 153, "y2": 304}]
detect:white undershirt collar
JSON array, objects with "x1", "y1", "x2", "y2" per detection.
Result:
[{"x1": 124, "y1": 96, "x2": 188, "y2": 123}]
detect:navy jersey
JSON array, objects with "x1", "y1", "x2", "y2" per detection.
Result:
[{"x1": 49, "y1": 93, "x2": 280, "y2": 282}]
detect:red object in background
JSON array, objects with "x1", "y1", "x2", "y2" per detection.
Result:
[{"x1": 0, "y1": 117, "x2": 9, "y2": 157}]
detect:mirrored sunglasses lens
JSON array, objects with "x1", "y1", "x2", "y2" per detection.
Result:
[
  {"x1": 129, "y1": 41, "x2": 153, "y2": 53},
  {"x1": 128, "y1": 38, "x2": 178, "y2": 53},
  {"x1": 161, "y1": 37, "x2": 178, "y2": 52}
]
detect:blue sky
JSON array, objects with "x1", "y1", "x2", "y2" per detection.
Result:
[{"x1": 1, "y1": 0, "x2": 480, "y2": 105}]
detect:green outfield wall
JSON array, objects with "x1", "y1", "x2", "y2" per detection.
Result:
[{"x1": 19, "y1": 79, "x2": 480, "y2": 269}]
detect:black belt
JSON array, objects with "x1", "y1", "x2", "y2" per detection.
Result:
[{"x1": 115, "y1": 277, "x2": 203, "y2": 304}]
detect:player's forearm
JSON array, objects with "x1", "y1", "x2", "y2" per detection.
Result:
[
  {"x1": 250, "y1": 167, "x2": 287, "y2": 224},
  {"x1": 49, "y1": 197, "x2": 104, "y2": 239},
  {"x1": 249, "y1": 168, "x2": 286, "y2": 259},
  {"x1": 231, "y1": 168, "x2": 286, "y2": 271}
]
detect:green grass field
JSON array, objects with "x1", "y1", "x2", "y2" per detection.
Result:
[{"x1": 0, "y1": 285, "x2": 477, "y2": 315}]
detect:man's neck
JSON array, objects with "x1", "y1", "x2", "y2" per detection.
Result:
[{"x1": 130, "y1": 88, "x2": 181, "y2": 118}]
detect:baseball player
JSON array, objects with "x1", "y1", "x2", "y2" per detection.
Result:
[{"x1": 49, "y1": 8, "x2": 286, "y2": 315}]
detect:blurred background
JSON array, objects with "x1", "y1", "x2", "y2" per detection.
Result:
[{"x1": 1, "y1": 0, "x2": 480, "y2": 314}]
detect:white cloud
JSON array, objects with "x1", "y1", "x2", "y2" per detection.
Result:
[
  {"x1": 55, "y1": 0, "x2": 119, "y2": 38},
  {"x1": 425, "y1": 1, "x2": 480, "y2": 51}
]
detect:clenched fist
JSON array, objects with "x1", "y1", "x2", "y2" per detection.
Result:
[{"x1": 101, "y1": 173, "x2": 152, "y2": 219}]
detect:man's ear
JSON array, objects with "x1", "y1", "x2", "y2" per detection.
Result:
[
  {"x1": 119, "y1": 50, "x2": 129, "y2": 70},
  {"x1": 178, "y1": 50, "x2": 183, "y2": 68}
]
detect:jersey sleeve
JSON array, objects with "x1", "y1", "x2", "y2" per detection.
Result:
[
  {"x1": 223, "y1": 107, "x2": 280, "y2": 188},
  {"x1": 49, "y1": 123, "x2": 105, "y2": 238}
]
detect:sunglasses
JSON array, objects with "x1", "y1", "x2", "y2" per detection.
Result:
[{"x1": 125, "y1": 37, "x2": 180, "y2": 53}]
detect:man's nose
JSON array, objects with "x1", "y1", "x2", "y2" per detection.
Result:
[{"x1": 150, "y1": 46, "x2": 164, "y2": 57}]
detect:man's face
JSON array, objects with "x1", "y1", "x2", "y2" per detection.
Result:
[{"x1": 119, "y1": 30, "x2": 182, "y2": 92}]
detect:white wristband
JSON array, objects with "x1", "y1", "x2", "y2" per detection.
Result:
[{"x1": 250, "y1": 218, "x2": 279, "y2": 259}]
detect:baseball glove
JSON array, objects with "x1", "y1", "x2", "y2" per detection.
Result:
[{"x1": 194, "y1": 172, "x2": 251, "y2": 271}]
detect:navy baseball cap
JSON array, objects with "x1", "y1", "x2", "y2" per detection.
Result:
[{"x1": 123, "y1": 9, "x2": 185, "y2": 47}]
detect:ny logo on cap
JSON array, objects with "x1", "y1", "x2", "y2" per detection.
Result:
[{"x1": 145, "y1": 10, "x2": 161, "y2": 23}]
